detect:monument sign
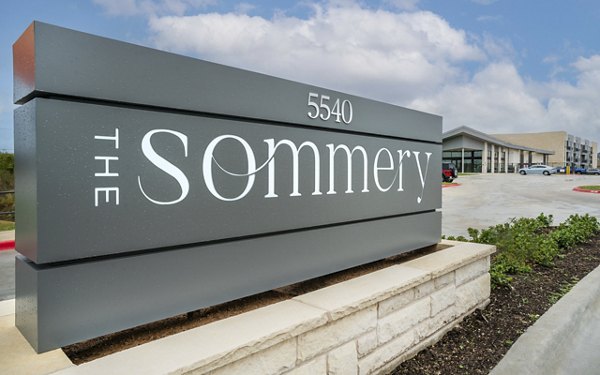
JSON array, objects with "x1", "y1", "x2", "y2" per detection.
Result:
[{"x1": 13, "y1": 22, "x2": 442, "y2": 352}]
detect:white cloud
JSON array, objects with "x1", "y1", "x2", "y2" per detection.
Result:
[
  {"x1": 148, "y1": 4, "x2": 484, "y2": 103},
  {"x1": 410, "y1": 62, "x2": 547, "y2": 133},
  {"x1": 479, "y1": 33, "x2": 515, "y2": 61},
  {"x1": 543, "y1": 56, "x2": 600, "y2": 135},
  {"x1": 410, "y1": 57, "x2": 600, "y2": 142},
  {"x1": 572, "y1": 55, "x2": 600, "y2": 73},
  {"x1": 120, "y1": 2, "x2": 599, "y2": 143}
]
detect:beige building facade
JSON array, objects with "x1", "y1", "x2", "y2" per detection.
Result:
[
  {"x1": 492, "y1": 131, "x2": 598, "y2": 169},
  {"x1": 443, "y1": 126, "x2": 554, "y2": 174}
]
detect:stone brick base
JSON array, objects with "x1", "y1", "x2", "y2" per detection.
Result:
[{"x1": 55, "y1": 240, "x2": 495, "y2": 375}]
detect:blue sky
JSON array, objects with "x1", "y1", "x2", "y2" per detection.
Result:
[{"x1": 2, "y1": 0, "x2": 600, "y2": 152}]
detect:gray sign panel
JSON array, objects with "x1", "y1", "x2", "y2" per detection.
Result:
[
  {"x1": 13, "y1": 22, "x2": 441, "y2": 142},
  {"x1": 16, "y1": 98, "x2": 441, "y2": 264},
  {"x1": 17, "y1": 211, "x2": 440, "y2": 353},
  {"x1": 13, "y1": 22, "x2": 443, "y2": 352}
]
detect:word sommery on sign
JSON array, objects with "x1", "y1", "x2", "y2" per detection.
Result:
[{"x1": 94, "y1": 127, "x2": 432, "y2": 207}]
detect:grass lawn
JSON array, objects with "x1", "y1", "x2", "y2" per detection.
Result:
[
  {"x1": 0, "y1": 220, "x2": 15, "y2": 231},
  {"x1": 578, "y1": 185, "x2": 600, "y2": 191}
]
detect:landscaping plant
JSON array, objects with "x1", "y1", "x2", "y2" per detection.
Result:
[
  {"x1": 0, "y1": 153, "x2": 15, "y2": 222},
  {"x1": 444, "y1": 213, "x2": 600, "y2": 286}
]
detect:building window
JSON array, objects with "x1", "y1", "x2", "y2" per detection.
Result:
[{"x1": 442, "y1": 150, "x2": 484, "y2": 173}]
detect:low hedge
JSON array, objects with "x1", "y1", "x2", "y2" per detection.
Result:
[{"x1": 443, "y1": 213, "x2": 600, "y2": 286}]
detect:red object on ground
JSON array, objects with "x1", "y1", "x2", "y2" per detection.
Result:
[
  {"x1": 0, "y1": 240, "x2": 15, "y2": 251},
  {"x1": 442, "y1": 183, "x2": 461, "y2": 188},
  {"x1": 573, "y1": 187, "x2": 600, "y2": 194},
  {"x1": 442, "y1": 169, "x2": 453, "y2": 179}
]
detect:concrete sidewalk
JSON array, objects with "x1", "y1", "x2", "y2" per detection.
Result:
[
  {"x1": 0, "y1": 300, "x2": 74, "y2": 375},
  {"x1": 491, "y1": 264, "x2": 600, "y2": 375}
]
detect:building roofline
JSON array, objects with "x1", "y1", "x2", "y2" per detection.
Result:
[
  {"x1": 443, "y1": 126, "x2": 555, "y2": 155},
  {"x1": 490, "y1": 130, "x2": 566, "y2": 137}
]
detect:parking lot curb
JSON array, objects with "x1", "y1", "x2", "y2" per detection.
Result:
[
  {"x1": 0, "y1": 240, "x2": 14, "y2": 251},
  {"x1": 573, "y1": 187, "x2": 600, "y2": 194}
]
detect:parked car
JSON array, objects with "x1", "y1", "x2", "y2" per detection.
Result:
[
  {"x1": 442, "y1": 162, "x2": 458, "y2": 182},
  {"x1": 557, "y1": 166, "x2": 566, "y2": 173},
  {"x1": 574, "y1": 167, "x2": 587, "y2": 174},
  {"x1": 586, "y1": 168, "x2": 600, "y2": 175},
  {"x1": 518, "y1": 165, "x2": 556, "y2": 175}
]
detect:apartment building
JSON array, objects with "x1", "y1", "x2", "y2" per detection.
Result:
[{"x1": 492, "y1": 131, "x2": 598, "y2": 169}]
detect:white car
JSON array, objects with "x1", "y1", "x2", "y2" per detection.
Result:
[{"x1": 518, "y1": 165, "x2": 557, "y2": 176}]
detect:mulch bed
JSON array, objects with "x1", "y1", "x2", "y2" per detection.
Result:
[{"x1": 390, "y1": 234, "x2": 600, "y2": 375}]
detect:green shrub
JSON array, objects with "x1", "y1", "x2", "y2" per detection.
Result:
[
  {"x1": 490, "y1": 262, "x2": 514, "y2": 286},
  {"x1": 550, "y1": 214, "x2": 599, "y2": 249},
  {"x1": 461, "y1": 213, "x2": 598, "y2": 287},
  {"x1": 0, "y1": 153, "x2": 14, "y2": 191},
  {"x1": 0, "y1": 153, "x2": 15, "y2": 221}
]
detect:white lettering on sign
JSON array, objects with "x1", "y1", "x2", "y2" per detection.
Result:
[
  {"x1": 374, "y1": 148, "x2": 395, "y2": 192},
  {"x1": 94, "y1": 156, "x2": 119, "y2": 177},
  {"x1": 135, "y1": 130, "x2": 433, "y2": 205},
  {"x1": 414, "y1": 151, "x2": 432, "y2": 204},
  {"x1": 397, "y1": 150, "x2": 411, "y2": 192},
  {"x1": 307, "y1": 92, "x2": 353, "y2": 124},
  {"x1": 93, "y1": 128, "x2": 120, "y2": 207},
  {"x1": 94, "y1": 128, "x2": 119, "y2": 149},
  {"x1": 95, "y1": 187, "x2": 120, "y2": 206},
  {"x1": 264, "y1": 139, "x2": 322, "y2": 198},
  {"x1": 138, "y1": 129, "x2": 189, "y2": 205},
  {"x1": 326, "y1": 144, "x2": 369, "y2": 194},
  {"x1": 202, "y1": 134, "x2": 257, "y2": 202}
]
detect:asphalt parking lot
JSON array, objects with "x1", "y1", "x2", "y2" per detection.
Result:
[{"x1": 442, "y1": 173, "x2": 600, "y2": 236}]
